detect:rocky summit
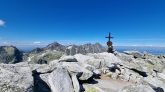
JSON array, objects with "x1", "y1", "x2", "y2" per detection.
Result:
[{"x1": 0, "y1": 47, "x2": 165, "y2": 92}]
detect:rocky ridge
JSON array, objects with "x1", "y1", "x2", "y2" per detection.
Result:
[
  {"x1": 0, "y1": 46, "x2": 23, "y2": 64},
  {"x1": 26, "y1": 42, "x2": 106, "y2": 64}
]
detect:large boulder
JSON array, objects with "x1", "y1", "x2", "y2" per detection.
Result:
[
  {"x1": 88, "y1": 52, "x2": 123, "y2": 67},
  {"x1": 0, "y1": 46, "x2": 23, "y2": 64},
  {"x1": 48, "y1": 67, "x2": 74, "y2": 92},
  {"x1": 60, "y1": 62, "x2": 93, "y2": 81},
  {"x1": 74, "y1": 53, "x2": 123, "y2": 69}
]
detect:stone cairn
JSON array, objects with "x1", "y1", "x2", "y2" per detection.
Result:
[{"x1": 105, "y1": 32, "x2": 114, "y2": 53}]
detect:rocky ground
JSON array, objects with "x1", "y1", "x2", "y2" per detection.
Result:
[
  {"x1": 0, "y1": 43, "x2": 165, "y2": 92},
  {"x1": 0, "y1": 50, "x2": 165, "y2": 92}
]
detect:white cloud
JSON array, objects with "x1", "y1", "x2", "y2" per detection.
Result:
[
  {"x1": 0, "y1": 19, "x2": 5, "y2": 26},
  {"x1": 33, "y1": 41, "x2": 41, "y2": 44}
]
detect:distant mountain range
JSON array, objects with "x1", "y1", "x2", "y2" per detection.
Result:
[
  {"x1": 30, "y1": 42, "x2": 106, "y2": 55},
  {"x1": 1, "y1": 42, "x2": 165, "y2": 64},
  {"x1": 0, "y1": 42, "x2": 106, "y2": 64}
]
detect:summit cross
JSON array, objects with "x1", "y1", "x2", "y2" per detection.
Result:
[{"x1": 105, "y1": 32, "x2": 113, "y2": 41}]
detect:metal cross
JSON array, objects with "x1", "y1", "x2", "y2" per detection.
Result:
[{"x1": 105, "y1": 32, "x2": 113, "y2": 41}]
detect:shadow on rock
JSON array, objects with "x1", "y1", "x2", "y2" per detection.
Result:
[
  {"x1": 153, "y1": 87, "x2": 164, "y2": 92},
  {"x1": 93, "y1": 72, "x2": 101, "y2": 79},
  {"x1": 32, "y1": 70, "x2": 51, "y2": 92},
  {"x1": 108, "y1": 64, "x2": 121, "y2": 73},
  {"x1": 130, "y1": 68, "x2": 148, "y2": 77},
  {"x1": 77, "y1": 72, "x2": 99, "y2": 92},
  {"x1": 77, "y1": 72, "x2": 98, "y2": 85}
]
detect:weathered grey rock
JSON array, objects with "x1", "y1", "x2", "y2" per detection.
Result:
[
  {"x1": 83, "y1": 84, "x2": 105, "y2": 92},
  {"x1": 88, "y1": 52, "x2": 123, "y2": 67},
  {"x1": 83, "y1": 64, "x2": 96, "y2": 72},
  {"x1": 71, "y1": 73, "x2": 80, "y2": 92},
  {"x1": 75, "y1": 53, "x2": 104, "y2": 70},
  {"x1": 74, "y1": 54, "x2": 94, "y2": 63},
  {"x1": 123, "y1": 51, "x2": 143, "y2": 58},
  {"x1": 75, "y1": 53, "x2": 123, "y2": 69},
  {"x1": 61, "y1": 62, "x2": 93, "y2": 81},
  {"x1": 0, "y1": 50, "x2": 165, "y2": 92},
  {"x1": 27, "y1": 51, "x2": 63, "y2": 64},
  {"x1": 116, "y1": 52, "x2": 134, "y2": 62},
  {"x1": 48, "y1": 67, "x2": 74, "y2": 92},
  {"x1": 93, "y1": 69, "x2": 101, "y2": 75},
  {"x1": 144, "y1": 76, "x2": 165, "y2": 91},
  {"x1": 0, "y1": 46, "x2": 23, "y2": 64},
  {"x1": 0, "y1": 63, "x2": 33, "y2": 92},
  {"x1": 59, "y1": 56, "x2": 78, "y2": 62},
  {"x1": 86, "y1": 59, "x2": 105, "y2": 69},
  {"x1": 119, "y1": 84, "x2": 155, "y2": 92},
  {"x1": 32, "y1": 70, "x2": 51, "y2": 92},
  {"x1": 158, "y1": 73, "x2": 165, "y2": 80}
]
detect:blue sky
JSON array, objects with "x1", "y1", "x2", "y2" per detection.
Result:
[{"x1": 0, "y1": 0, "x2": 165, "y2": 47}]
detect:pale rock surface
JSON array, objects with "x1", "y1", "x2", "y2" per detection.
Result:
[
  {"x1": 83, "y1": 84, "x2": 105, "y2": 92},
  {"x1": 144, "y1": 76, "x2": 165, "y2": 91},
  {"x1": 48, "y1": 67, "x2": 74, "y2": 92},
  {"x1": 119, "y1": 84, "x2": 155, "y2": 92},
  {"x1": 0, "y1": 63, "x2": 33, "y2": 92},
  {"x1": 71, "y1": 73, "x2": 81, "y2": 92},
  {"x1": 60, "y1": 62, "x2": 93, "y2": 81},
  {"x1": 0, "y1": 51, "x2": 165, "y2": 92},
  {"x1": 123, "y1": 51, "x2": 143, "y2": 58},
  {"x1": 59, "y1": 55, "x2": 77, "y2": 62}
]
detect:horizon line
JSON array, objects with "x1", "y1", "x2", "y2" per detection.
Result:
[{"x1": 1, "y1": 44, "x2": 165, "y2": 48}]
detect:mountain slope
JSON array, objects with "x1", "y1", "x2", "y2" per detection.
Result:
[{"x1": 0, "y1": 46, "x2": 23, "y2": 64}]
